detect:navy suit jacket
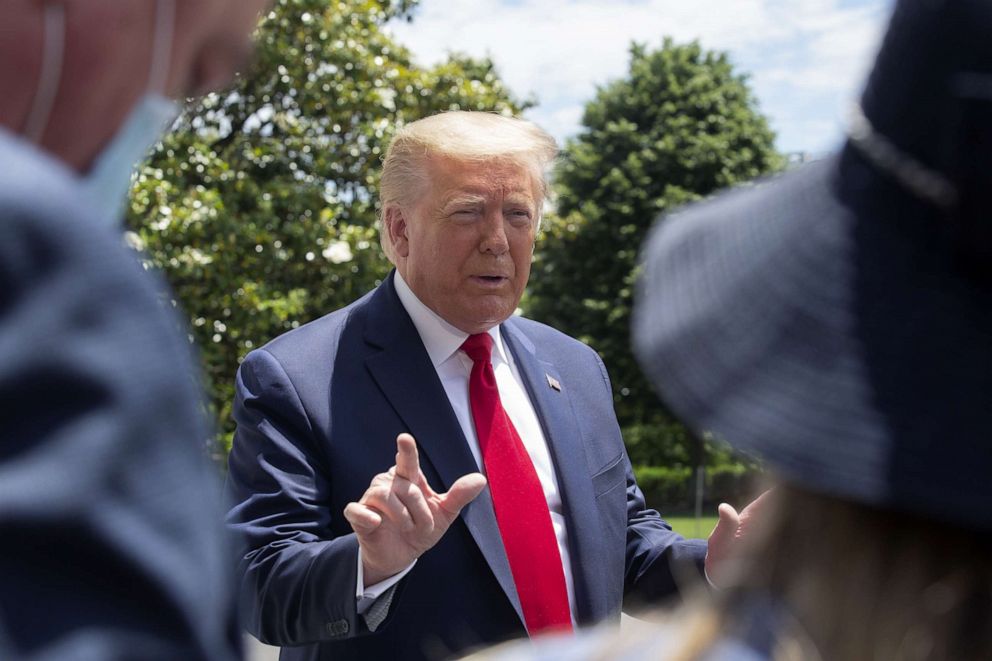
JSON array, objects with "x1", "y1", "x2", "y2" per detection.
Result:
[
  {"x1": 0, "y1": 129, "x2": 240, "y2": 659},
  {"x1": 227, "y1": 271, "x2": 706, "y2": 661}
]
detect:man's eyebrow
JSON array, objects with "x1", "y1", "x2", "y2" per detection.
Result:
[
  {"x1": 503, "y1": 194, "x2": 535, "y2": 204},
  {"x1": 441, "y1": 194, "x2": 486, "y2": 209},
  {"x1": 502, "y1": 196, "x2": 537, "y2": 210}
]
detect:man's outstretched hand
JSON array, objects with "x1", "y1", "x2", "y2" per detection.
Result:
[
  {"x1": 344, "y1": 433, "x2": 487, "y2": 587},
  {"x1": 704, "y1": 490, "x2": 772, "y2": 589}
]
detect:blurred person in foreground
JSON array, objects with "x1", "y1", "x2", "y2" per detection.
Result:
[
  {"x1": 0, "y1": 0, "x2": 268, "y2": 658},
  {"x1": 225, "y1": 110, "x2": 765, "y2": 661},
  {"x1": 471, "y1": 0, "x2": 992, "y2": 659}
]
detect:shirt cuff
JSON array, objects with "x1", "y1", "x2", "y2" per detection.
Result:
[{"x1": 355, "y1": 548, "x2": 416, "y2": 613}]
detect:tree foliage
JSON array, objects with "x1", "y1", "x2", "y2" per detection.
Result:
[
  {"x1": 526, "y1": 40, "x2": 783, "y2": 466},
  {"x1": 127, "y1": 0, "x2": 526, "y2": 454}
]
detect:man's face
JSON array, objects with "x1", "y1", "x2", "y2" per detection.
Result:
[
  {"x1": 390, "y1": 155, "x2": 541, "y2": 335},
  {"x1": 0, "y1": 0, "x2": 270, "y2": 170}
]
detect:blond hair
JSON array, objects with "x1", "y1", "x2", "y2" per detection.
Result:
[
  {"x1": 470, "y1": 485, "x2": 992, "y2": 661},
  {"x1": 377, "y1": 111, "x2": 558, "y2": 261},
  {"x1": 669, "y1": 485, "x2": 992, "y2": 661}
]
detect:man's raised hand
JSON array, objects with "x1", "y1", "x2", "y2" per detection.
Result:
[
  {"x1": 343, "y1": 433, "x2": 487, "y2": 587},
  {"x1": 704, "y1": 489, "x2": 772, "y2": 589}
]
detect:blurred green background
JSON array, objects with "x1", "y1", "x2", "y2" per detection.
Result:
[{"x1": 127, "y1": 0, "x2": 779, "y2": 514}]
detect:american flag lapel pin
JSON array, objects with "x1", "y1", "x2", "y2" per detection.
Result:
[{"x1": 546, "y1": 374, "x2": 562, "y2": 392}]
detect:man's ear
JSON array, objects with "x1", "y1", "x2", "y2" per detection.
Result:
[{"x1": 384, "y1": 206, "x2": 410, "y2": 259}]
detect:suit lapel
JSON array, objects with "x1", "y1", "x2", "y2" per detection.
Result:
[
  {"x1": 501, "y1": 320, "x2": 606, "y2": 625},
  {"x1": 363, "y1": 274, "x2": 524, "y2": 625}
]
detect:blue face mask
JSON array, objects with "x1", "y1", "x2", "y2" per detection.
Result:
[{"x1": 80, "y1": 93, "x2": 179, "y2": 225}]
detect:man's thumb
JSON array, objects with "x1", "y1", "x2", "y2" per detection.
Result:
[
  {"x1": 705, "y1": 503, "x2": 743, "y2": 589},
  {"x1": 710, "y1": 502, "x2": 741, "y2": 545},
  {"x1": 439, "y1": 473, "x2": 487, "y2": 519}
]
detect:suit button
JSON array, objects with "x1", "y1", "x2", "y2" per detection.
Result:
[{"x1": 326, "y1": 619, "x2": 350, "y2": 637}]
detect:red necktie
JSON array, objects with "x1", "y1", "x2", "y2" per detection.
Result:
[{"x1": 461, "y1": 333, "x2": 572, "y2": 635}]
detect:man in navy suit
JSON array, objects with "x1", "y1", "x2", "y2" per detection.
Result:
[
  {"x1": 227, "y1": 111, "x2": 751, "y2": 661},
  {"x1": 0, "y1": 1, "x2": 267, "y2": 658}
]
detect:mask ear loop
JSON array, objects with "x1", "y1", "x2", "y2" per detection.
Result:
[
  {"x1": 146, "y1": 0, "x2": 176, "y2": 95},
  {"x1": 24, "y1": 2, "x2": 66, "y2": 143}
]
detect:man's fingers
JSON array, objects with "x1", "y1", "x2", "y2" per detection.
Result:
[
  {"x1": 438, "y1": 473, "x2": 487, "y2": 519},
  {"x1": 370, "y1": 471, "x2": 393, "y2": 487},
  {"x1": 394, "y1": 433, "x2": 421, "y2": 482},
  {"x1": 362, "y1": 485, "x2": 416, "y2": 532},
  {"x1": 344, "y1": 502, "x2": 382, "y2": 534},
  {"x1": 738, "y1": 489, "x2": 773, "y2": 528},
  {"x1": 391, "y1": 475, "x2": 433, "y2": 530}
]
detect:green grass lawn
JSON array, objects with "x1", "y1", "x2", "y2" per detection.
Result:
[{"x1": 665, "y1": 513, "x2": 719, "y2": 539}]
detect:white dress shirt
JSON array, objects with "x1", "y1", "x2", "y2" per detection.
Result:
[{"x1": 356, "y1": 272, "x2": 577, "y2": 623}]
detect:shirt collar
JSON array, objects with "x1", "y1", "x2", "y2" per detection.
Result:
[{"x1": 393, "y1": 270, "x2": 511, "y2": 368}]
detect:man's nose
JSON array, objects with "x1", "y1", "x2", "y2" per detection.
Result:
[{"x1": 479, "y1": 212, "x2": 509, "y2": 255}]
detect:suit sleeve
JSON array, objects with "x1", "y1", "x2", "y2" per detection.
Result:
[
  {"x1": 226, "y1": 348, "x2": 381, "y2": 645},
  {"x1": 0, "y1": 201, "x2": 240, "y2": 660},
  {"x1": 589, "y1": 352, "x2": 708, "y2": 605},
  {"x1": 621, "y1": 457, "x2": 708, "y2": 604}
]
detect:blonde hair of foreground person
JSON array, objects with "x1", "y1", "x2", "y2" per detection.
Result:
[
  {"x1": 377, "y1": 111, "x2": 558, "y2": 261},
  {"x1": 466, "y1": 485, "x2": 992, "y2": 661}
]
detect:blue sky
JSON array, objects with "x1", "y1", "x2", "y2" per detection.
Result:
[{"x1": 388, "y1": 0, "x2": 895, "y2": 155}]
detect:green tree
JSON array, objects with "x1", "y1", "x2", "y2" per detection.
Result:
[
  {"x1": 127, "y1": 0, "x2": 526, "y2": 456},
  {"x1": 526, "y1": 40, "x2": 782, "y2": 467}
]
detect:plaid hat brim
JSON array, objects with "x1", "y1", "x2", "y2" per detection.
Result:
[{"x1": 633, "y1": 150, "x2": 992, "y2": 531}]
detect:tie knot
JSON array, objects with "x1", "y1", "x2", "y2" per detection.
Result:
[{"x1": 460, "y1": 333, "x2": 494, "y2": 364}]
